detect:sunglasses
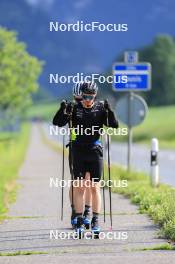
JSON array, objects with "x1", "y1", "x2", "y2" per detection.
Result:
[{"x1": 82, "y1": 94, "x2": 95, "y2": 101}]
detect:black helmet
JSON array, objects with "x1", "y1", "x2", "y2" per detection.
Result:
[{"x1": 80, "y1": 82, "x2": 98, "y2": 94}]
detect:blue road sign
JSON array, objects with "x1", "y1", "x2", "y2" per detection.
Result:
[{"x1": 113, "y1": 63, "x2": 151, "y2": 91}]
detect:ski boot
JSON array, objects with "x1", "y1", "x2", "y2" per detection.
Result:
[
  {"x1": 75, "y1": 217, "x2": 85, "y2": 239},
  {"x1": 91, "y1": 217, "x2": 100, "y2": 239},
  {"x1": 71, "y1": 216, "x2": 77, "y2": 229},
  {"x1": 83, "y1": 216, "x2": 91, "y2": 229},
  {"x1": 83, "y1": 206, "x2": 91, "y2": 229}
]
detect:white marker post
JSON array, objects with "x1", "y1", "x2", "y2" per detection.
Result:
[{"x1": 150, "y1": 138, "x2": 159, "y2": 187}]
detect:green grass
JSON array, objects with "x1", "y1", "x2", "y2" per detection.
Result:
[
  {"x1": 0, "y1": 132, "x2": 17, "y2": 142},
  {"x1": 0, "y1": 251, "x2": 48, "y2": 256},
  {"x1": 132, "y1": 105, "x2": 175, "y2": 148},
  {"x1": 113, "y1": 105, "x2": 175, "y2": 148},
  {"x1": 107, "y1": 164, "x2": 175, "y2": 242},
  {"x1": 140, "y1": 243, "x2": 175, "y2": 251},
  {"x1": 129, "y1": 243, "x2": 175, "y2": 251},
  {"x1": 0, "y1": 123, "x2": 31, "y2": 222},
  {"x1": 26, "y1": 102, "x2": 58, "y2": 121},
  {"x1": 8, "y1": 215, "x2": 44, "y2": 219}
]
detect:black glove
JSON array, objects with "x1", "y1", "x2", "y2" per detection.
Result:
[
  {"x1": 104, "y1": 99, "x2": 112, "y2": 111},
  {"x1": 60, "y1": 100, "x2": 67, "y2": 110},
  {"x1": 66, "y1": 102, "x2": 74, "y2": 115}
]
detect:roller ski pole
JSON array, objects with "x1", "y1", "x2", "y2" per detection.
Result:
[
  {"x1": 67, "y1": 102, "x2": 77, "y2": 229},
  {"x1": 101, "y1": 135, "x2": 106, "y2": 223},
  {"x1": 106, "y1": 109, "x2": 113, "y2": 230},
  {"x1": 61, "y1": 134, "x2": 65, "y2": 221}
]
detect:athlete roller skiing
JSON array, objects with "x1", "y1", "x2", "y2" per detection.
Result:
[
  {"x1": 69, "y1": 84, "x2": 92, "y2": 229},
  {"x1": 53, "y1": 81, "x2": 119, "y2": 238}
]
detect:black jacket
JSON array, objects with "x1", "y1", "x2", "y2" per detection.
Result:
[{"x1": 53, "y1": 101, "x2": 119, "y2": 145}]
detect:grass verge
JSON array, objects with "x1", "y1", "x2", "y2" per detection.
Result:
[
  {"x1": 115, "y1": 105, "x2": 175, "y2": 149},
  {"x1": 26, "y1": 102, "x2": 58, "y2": 121},
  {"x1": 107, "y1": 165, "x2": 175, "y2": 242},
  {"x1": 0, "y1": 251, "x2": 48, "y2": 256},
  {"x1": 140, "y1": 243, "x2": 175, "y2": 251},
  {"x1": 0, "y1": 123, "x2": 31, "y2": 222}
]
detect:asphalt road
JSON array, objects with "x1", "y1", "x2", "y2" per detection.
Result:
[
  {"x1": 110, "y1": 142, "x2": 175, "y2": 187},
  {"x1": 0, "y1": 123, "x2": 173, "y2": 263},
  {"x1": 46, "y1": 123, "x2": 175, "y2": 187}
]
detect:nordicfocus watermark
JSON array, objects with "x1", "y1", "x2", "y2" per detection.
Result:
[
  {"x1": 50, "y1": 178, "x2": 128, "y2": 188},
  {"x1": 49, "y1": 21, "x2": 128, "y2": 32},
  {"x1": 49, "y1": 73, "x2": 127, "y2": 85},
  {"x1": 50, "y1": 125, "x2": 128, "y2": 137},
  {"x1": 50, "y1": 230, "x2": 128, "y2": 240}
]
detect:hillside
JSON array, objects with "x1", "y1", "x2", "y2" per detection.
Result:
[{"x1": 0, "y1": 0, "x2": 175, "y2": 100}]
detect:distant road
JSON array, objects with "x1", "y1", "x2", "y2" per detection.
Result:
[
  {"x1": 45, "y1": 123, "x2": 175, "y2": 187},
  {"x1": 110, "y1": 142, "x2": 175, "y2": 187}
]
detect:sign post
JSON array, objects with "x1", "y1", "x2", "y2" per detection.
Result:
[
  {"x1": 113, "y1": 51, "x2": 151, "y2": 171},
  {"x1": 125, "y1": 52, "x2": 138, "y2": 171},
  {"x1": 127, "y1": 92, "x2": 133, "y2": 171}
]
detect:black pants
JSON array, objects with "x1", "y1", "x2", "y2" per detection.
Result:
[{"x1": 71, "y1": 144, "x2": 103, "y2": 183}]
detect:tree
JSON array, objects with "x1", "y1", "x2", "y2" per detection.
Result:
[
  {"x1": 140, "y1": 35, "x2": 175, "y2": 106},
  {"x1": 0, "y1": 27, "x2": 43, "y2": 114}
]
